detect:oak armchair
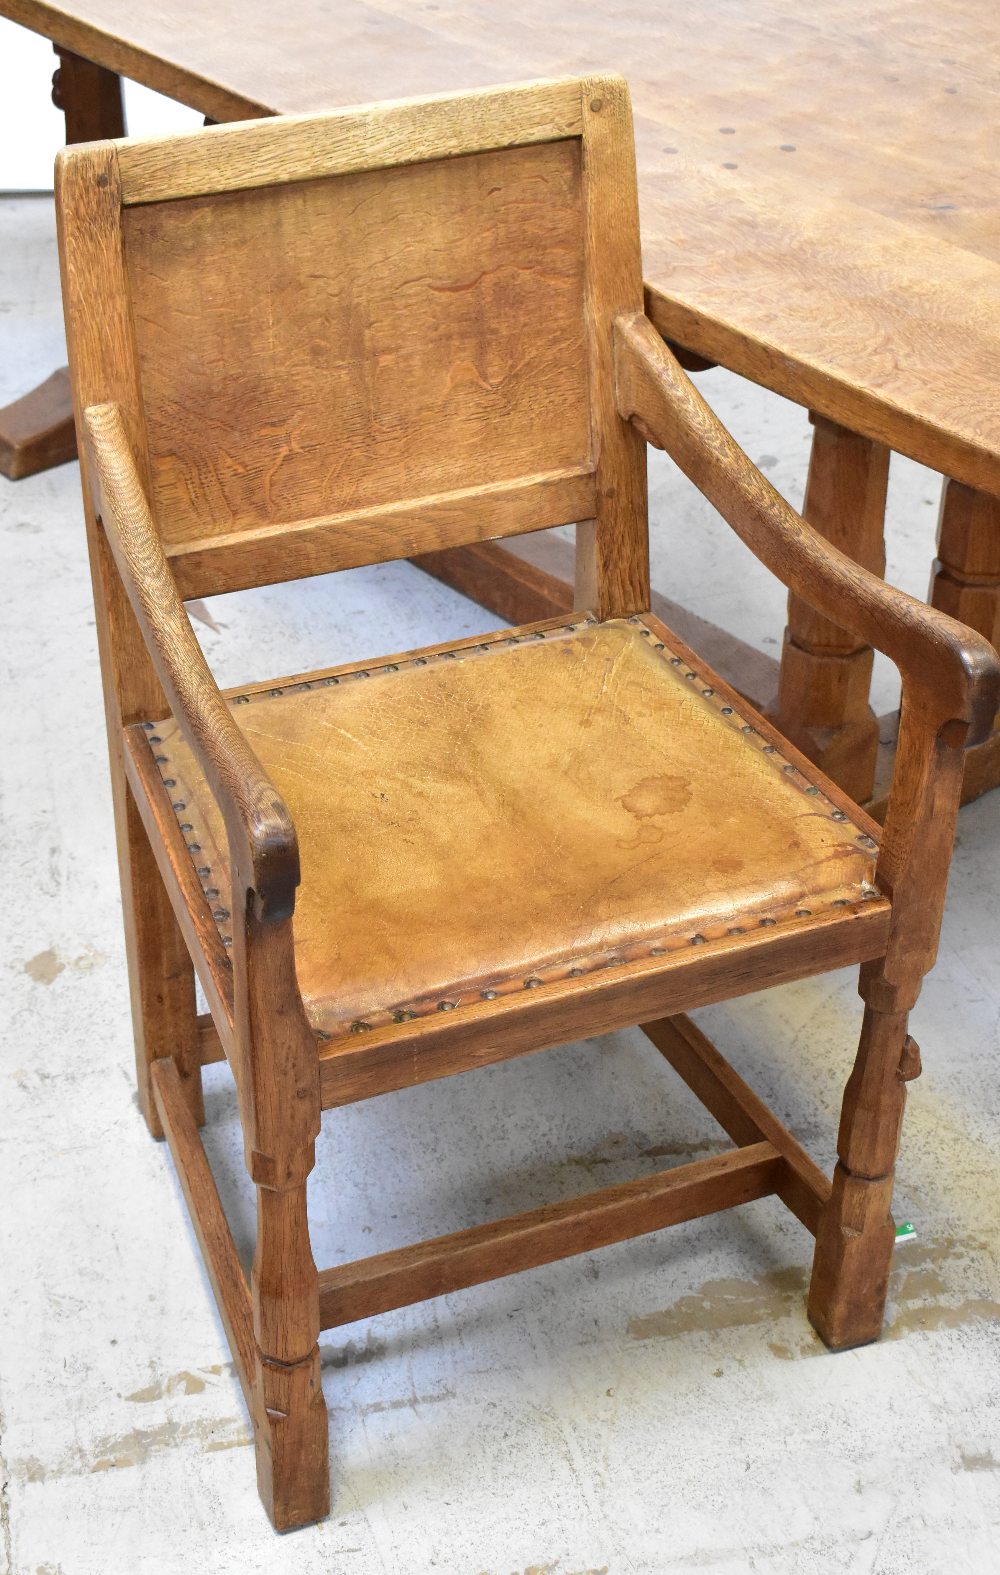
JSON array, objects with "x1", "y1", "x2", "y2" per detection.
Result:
[{"x1": 56, "y1": 76, "x2": 999, "y2": 1531}]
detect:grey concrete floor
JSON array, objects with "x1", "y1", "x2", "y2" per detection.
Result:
[{"x1": 1, "y1": 193, "x2": 999, "y2": 1575}]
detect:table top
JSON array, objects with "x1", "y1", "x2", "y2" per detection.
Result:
[{"x1": 6, "y1": 0, "x2": 1000, "y2": 491}]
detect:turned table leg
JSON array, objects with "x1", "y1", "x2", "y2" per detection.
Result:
[
  {"x1": 772, "y1": 413, "x2": 889, "y2": 803},
  {"x1": 0, "y1": 48, "x2": 124, "y2": 481},
  {"x1": 929, "y1": 481, "x2": 1000, "y2": 651}
]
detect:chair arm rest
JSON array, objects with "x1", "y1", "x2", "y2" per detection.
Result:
[
  {"x1": 613, "y1": 312, "x2": 1000, "y2": 746},
  {"x1": 83, "y1": 402, "x2": 298, "y2": 921}
]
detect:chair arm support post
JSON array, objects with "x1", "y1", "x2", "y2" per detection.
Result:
[
  {"x1": 82, "y1": 401, "x2": 299, "y2": 921},
  {"x1": 613, "y1": 311, "x2": 1000, "y2": 996}
]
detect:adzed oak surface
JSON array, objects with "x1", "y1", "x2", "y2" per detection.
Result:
[{"x1": 6, "y1": 0, "x2": 1000, "y2": 489}]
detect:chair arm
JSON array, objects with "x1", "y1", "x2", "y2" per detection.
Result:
[
  {"x1": 613, "y1": 312, "x2": 1000, "y2": 746},
  {"x1": 83, "y1": 402, "x2": 299, "y2": 922}
]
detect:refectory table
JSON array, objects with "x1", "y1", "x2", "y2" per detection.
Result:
[{"x1": 3, "y1": 0, "x2": 999, "y2": 804}]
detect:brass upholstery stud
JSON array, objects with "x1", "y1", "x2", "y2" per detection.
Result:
[
  {"x1": 569, "y1": 967, "x2": 585, "y2": 977},
  {"x1": 784, "y1": 764, "x2": 796, "y2": 774},
  {"x1": 187, "y1": 843, "x2": 201, "y2": 854},
  {"x1": 831, "y1": 810, "x2": 848, "y2": 821},
  {"x1": 171, "y1": 801, "x2": 185, "y2": 812},
  {"x1": 196, "y1": 866, "x2": 210, "y2": 878},
  {"x1": 213, "y1": 908, "x2": 230, "y2": 922},
  {"x1": 606, "y1": 957, "x2": 625, "y2": 968},
  {"x1": 437, "y1": 1000, "x2": 457, "y2": 1011},
  {"x1": 162, "y1": 778, "x2": 176, "y2": 788},
  {"x1": 179, "y1": 822, "x2": 193, "y2": 832},
  {"x1": 759, "y1": 917, "x2": 777, "y2": 926},
  {"x1": 670, "y1": 656, "x2": 683, "y2": 665},
  {"x1": 721, "y1": 706, "x2": 733, "y2": 715},
  {"x1": 480, "y1": 990, "x2": 497, "y2": 1000},
  {"x1": 650, "y1": 945, "x2": 666, "y2": 955},
  {"x1": 350, "y1": 1020, "x2": 372, "y2": 1032},
  {"x1": 235, "y1": 695, "x2": 250, "y2": 704},
  {"x1": 393, "y1": 1009, "x2": 416, "y2": 1022},
  {"x1": 154, "y1": 754, "x2": 168, "y2": 765},
  {"x1": 805, "y1": 786, "x2": 820, "y2": 796},
  {"x1": 222, "y1": 936, "x2": 232, "y2": 948},
  {"x1": 763, "y1": 744, "x2": 776, "y2": 754},
  {"x1": 727, "y1": 926, "x2": 745, "y2": 935},
  {"x1": 795, "y1": 908, "x2": 812, "y2": 917},
  {"x1": 141, "y1": 721, "x2": 155, "y2": 731},
  {"x1": 702, "y1": 687, "x2": 714, "y2": 696},
  {"x1": 690, "y1": 933, "x2": 706, "y2": 944},
  {"x1": 269, "y1": 688, "x2": 283, "y2": 697},
  {"x1": 205, "y1": 887, "x2": 219, "y2": 899},
  {"x1": 857, "y1": 834, "x2": 877, "y2": 848},
  {"x1": 525, "y1": 976, "x2": 543, "y2": 987}
]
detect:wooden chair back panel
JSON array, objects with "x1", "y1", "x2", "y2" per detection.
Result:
[
  {"x1": 122, "y1": 139, "x2": 592, "y2": 547},
  {"x1": 58, "y1": 76, "x2": 647, "y2": 612}
]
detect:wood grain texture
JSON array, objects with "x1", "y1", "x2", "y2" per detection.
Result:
[
  {"x1": 574, "y1": 77, "x2": 648, "y2": 619},
  {"x1": 12, "y1": 0, "x2": 1000, "y2": 486},
  {"x1": 318, "y1": 1142, "x2": 782, "y2": 1328},
  {"x1": 168, "y1": 469, "x2": 595, "y2": 600},
  {"x1": 775, "y1": 415, "x2": 889, "y2": 804},
  {"x1": 55, "y1": 145, "x2": 206, "y2": 1135},
  {"x1": 930, "y1": 482, "x2": 1000, "y2": 651},
  {"x1": 121, "y1": 136, "x2": 590, "y2": 556},
  {"x1": 116, "y1": 76, "x2": 584, "y2": 202}
]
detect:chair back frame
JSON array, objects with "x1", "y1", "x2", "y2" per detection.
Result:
[{"x1": 58, "y1": 75, "x2": 648, "y2": 618}]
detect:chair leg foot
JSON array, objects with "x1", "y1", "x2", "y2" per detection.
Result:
[
  {"x1": 807, "y1": 1163, "x2": 896, "y2": 1349},
  {"x1": 253, "y1": 1347, "x2": 329, "y2": 1532},
  {"x1": 806, "y1": 998, "x2": 915, "y2": 1350}
]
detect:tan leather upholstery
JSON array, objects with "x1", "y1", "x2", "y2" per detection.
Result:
[{"x1": 150, "y1": 617, "x2": 883, "y2": 1038}]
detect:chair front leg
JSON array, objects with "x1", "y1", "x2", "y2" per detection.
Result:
[
  {"x1": 807, "y1": 994, "x2": 916, "y2": 1349},
  {"x1": 251, "y1": 1148, "x2": 329, "y2": 1531},
  {"x1": 808, "y1": 688, "x2": 970, "y2": 1349},
  {"x1": 234, "y1": 899, "x2": 329, "y2": 1532}
]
